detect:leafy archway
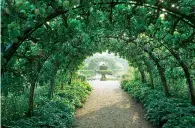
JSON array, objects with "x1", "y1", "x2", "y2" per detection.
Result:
[{"x1": 1, "y1": 0, "x2": 195, "y2": 123}]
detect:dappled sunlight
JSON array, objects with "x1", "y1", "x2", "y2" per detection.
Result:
[
  {"x1": 119, "y1": 103, "x2": 131, "y2": 109},
  {"x1": 132, "y1": 112, "x2": 139, "y2": 123}
]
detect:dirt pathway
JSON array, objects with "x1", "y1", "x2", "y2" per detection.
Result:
[{"x1": 72, "y1": 80, "x2": 156, "y2": 128}]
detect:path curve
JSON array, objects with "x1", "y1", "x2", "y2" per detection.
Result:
[{"x1": 72, "y1": 80, "x2": 156, "y2": 128}]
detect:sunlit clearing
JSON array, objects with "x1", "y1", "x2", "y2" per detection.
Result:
[{"x1": 78, "y1": 52, "x2": 133, "y2": 81}]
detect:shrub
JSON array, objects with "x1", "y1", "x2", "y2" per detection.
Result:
[
  {"x1": 1, "y1": 94, "x2": 28, "y2": 124},
  {"x1": 56, "y1": 80, "x2": 92, "y2": 108},
  {"x1": 121, "y1": 79, "x2": 195, "y2": 128},
  {"x1": 2, "y1": 80, "x2": 92, "y2": 128},
  {"x1": 78, "y1": 74, "x2": 87, "y2": 81},
  {"x1": 8, "y1": 100, "x2": 74, "y2": 128}
]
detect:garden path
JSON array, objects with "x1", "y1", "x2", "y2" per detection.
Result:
[{"x1": 72, "y1": 80, "x2": 156, "y2": 128}]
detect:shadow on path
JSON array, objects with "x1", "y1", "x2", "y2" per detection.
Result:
[{"x1": 72, "y1": 80, "x2": 156, "y2": 128}]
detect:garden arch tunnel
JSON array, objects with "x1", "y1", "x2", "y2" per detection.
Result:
[
  {"x1": 2, "y1": 0, "x2": 195, "y2": 68},
  {"x1": 2, "y1": 0, "x2": 195, "y2": 116}
]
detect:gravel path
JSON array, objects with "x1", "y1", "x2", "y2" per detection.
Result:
[{"x1": 72, "y1": 80, "x2": 156, "y2": 128}]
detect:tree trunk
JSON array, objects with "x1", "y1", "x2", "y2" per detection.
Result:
[
  {"x1": 169, "y1": 49, "x2": 195, "y2": 105},
  {"x1": 48, "y1": 61, "x2": 60, "y2": 99},
  {"x1": 143, "y1": 58, "x2": 155, "y2": 89},
  {"x1": 48, "y1": 77, "x2": 55, "y2": 99},
  {"x1": 182, "y1": 63, "x2": 195, "y2": 105},
  {"x1": 139, "y1": 69, "x2": 146, "y2": 83},
  {"x1": 145, "y1": 49, "x2": 170, "y2": 96},
  {"x1": 61, "y1": 84, "x2": 64, "y2": 90},
  {"x1": 156, "y1": 63, "x2": 170, "y2": 97},
  {"x1": 149, "y1": 71, "x2": 154, "y2": 89},
  {"x1": 27, "y1": 81, "x2": 36, "y2": 117},
  {"x1": 26, "y1": 57, "x2": 51, "y2": 116},
  {"x1": 2, "y1": 72, "x2": 9, "y2": 97},
  {"x1": 68, "y1": 72, "x2": 73, "y2": 85}
]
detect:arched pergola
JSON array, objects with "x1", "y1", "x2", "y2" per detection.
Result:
[{"x1": 1, "y1": 0, "x2": 195, "y2": 118}]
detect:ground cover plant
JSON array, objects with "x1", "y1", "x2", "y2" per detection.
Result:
[{"x1": 121, "y1": 72, "x2": 195, "y2": 128}]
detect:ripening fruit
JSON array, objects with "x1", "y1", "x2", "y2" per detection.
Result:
[
  {"x1": 30, "y1": 5, "x2": 36, "y2": 11},
  {"x1": 23, "y1": 23, "x2": 31, "y2": 31},
  {"x1": 20, "y1": 10, "x2": 27, "y2": 17},
  {"x1": 15, "y1": 2, "x2": 23, "y2": 8},
  {"x1": 8, "y1": 22, "x2": 18, "y2": 29},
  {"x1": 58, "y1": 0, "x2": 63, "y2": 6},
  {"x1": 24, "y1": 1, "x2": 30, "y2": 6},
  {"x1": 173, "y1": 31, "x2": 180, "y2": 36},
  {"x1": 42, "y1": 8, "x2": 46, "y2": 13},
  {"x1": 41, "y1": 8, "x2": 46, "y2": 17},
  {"x1": 8, "y1": 24, "x2": 12, "y2": 29},
  {"x1": 63, "y1": 1, "x2": 70, "y2": 8},
  {"x1": 5, "y1": 7, "x2": 11, "y2": 14},
  {"x1": 42, "y1": 3, "x2": 47, "y2": 9},
  {"x1": 35, "y1": 9, "x2": 40, "y2": 15}
]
